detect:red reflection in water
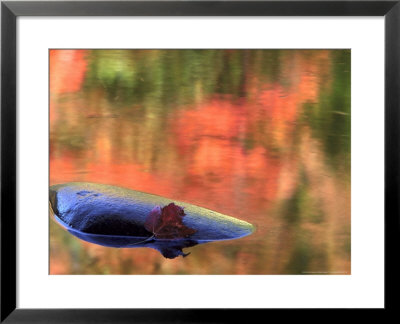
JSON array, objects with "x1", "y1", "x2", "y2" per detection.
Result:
[{"x1": 50, "y1": 50, "x2": 87, "y2": 94}]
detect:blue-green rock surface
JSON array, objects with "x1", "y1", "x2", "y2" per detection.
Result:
[{"x1": 49, "y1": 182, "x2": 254, "y2": 258}]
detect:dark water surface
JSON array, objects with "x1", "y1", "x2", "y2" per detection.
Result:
[{"x1": 50, "y1": 49, "x2": 351, "y2": 274}]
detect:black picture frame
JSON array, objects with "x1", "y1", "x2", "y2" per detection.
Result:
[{"x1": 1, "y1": 0, "x2": 399, "y2": 322}]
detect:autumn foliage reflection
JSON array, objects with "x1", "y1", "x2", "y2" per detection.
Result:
[{"x1": 50, "y1": 49, "x2": 350, "y2": 274}]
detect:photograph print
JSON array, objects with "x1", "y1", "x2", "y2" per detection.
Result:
[{"x1": 49, "y1": 49, "x2": 351, "y2": 275}]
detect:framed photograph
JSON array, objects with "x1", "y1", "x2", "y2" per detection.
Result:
[{"x1": 1, "y1": 0, "x2": 398, "y2": 321}]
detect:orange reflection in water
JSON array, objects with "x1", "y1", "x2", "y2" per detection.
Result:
[{"x1": 50, "y1": 50, "x2": 87, "y2": 94}]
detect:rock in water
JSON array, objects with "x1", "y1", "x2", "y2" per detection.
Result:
[{"x1": 49, "y1": 182, "x2": 255, "y2": 258}]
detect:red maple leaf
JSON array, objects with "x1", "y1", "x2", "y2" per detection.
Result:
[{"x1": 144, "y1": 203, "x2": 197, "y2": 239}]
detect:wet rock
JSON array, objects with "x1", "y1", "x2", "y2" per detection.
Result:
[{"x1": 49, "y1": 182, "x2": 255, "y2": 258}]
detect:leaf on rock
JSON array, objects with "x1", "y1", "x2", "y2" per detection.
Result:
[{"x1": 144, "y1": 203, "x2": 197, "y2": 239}]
